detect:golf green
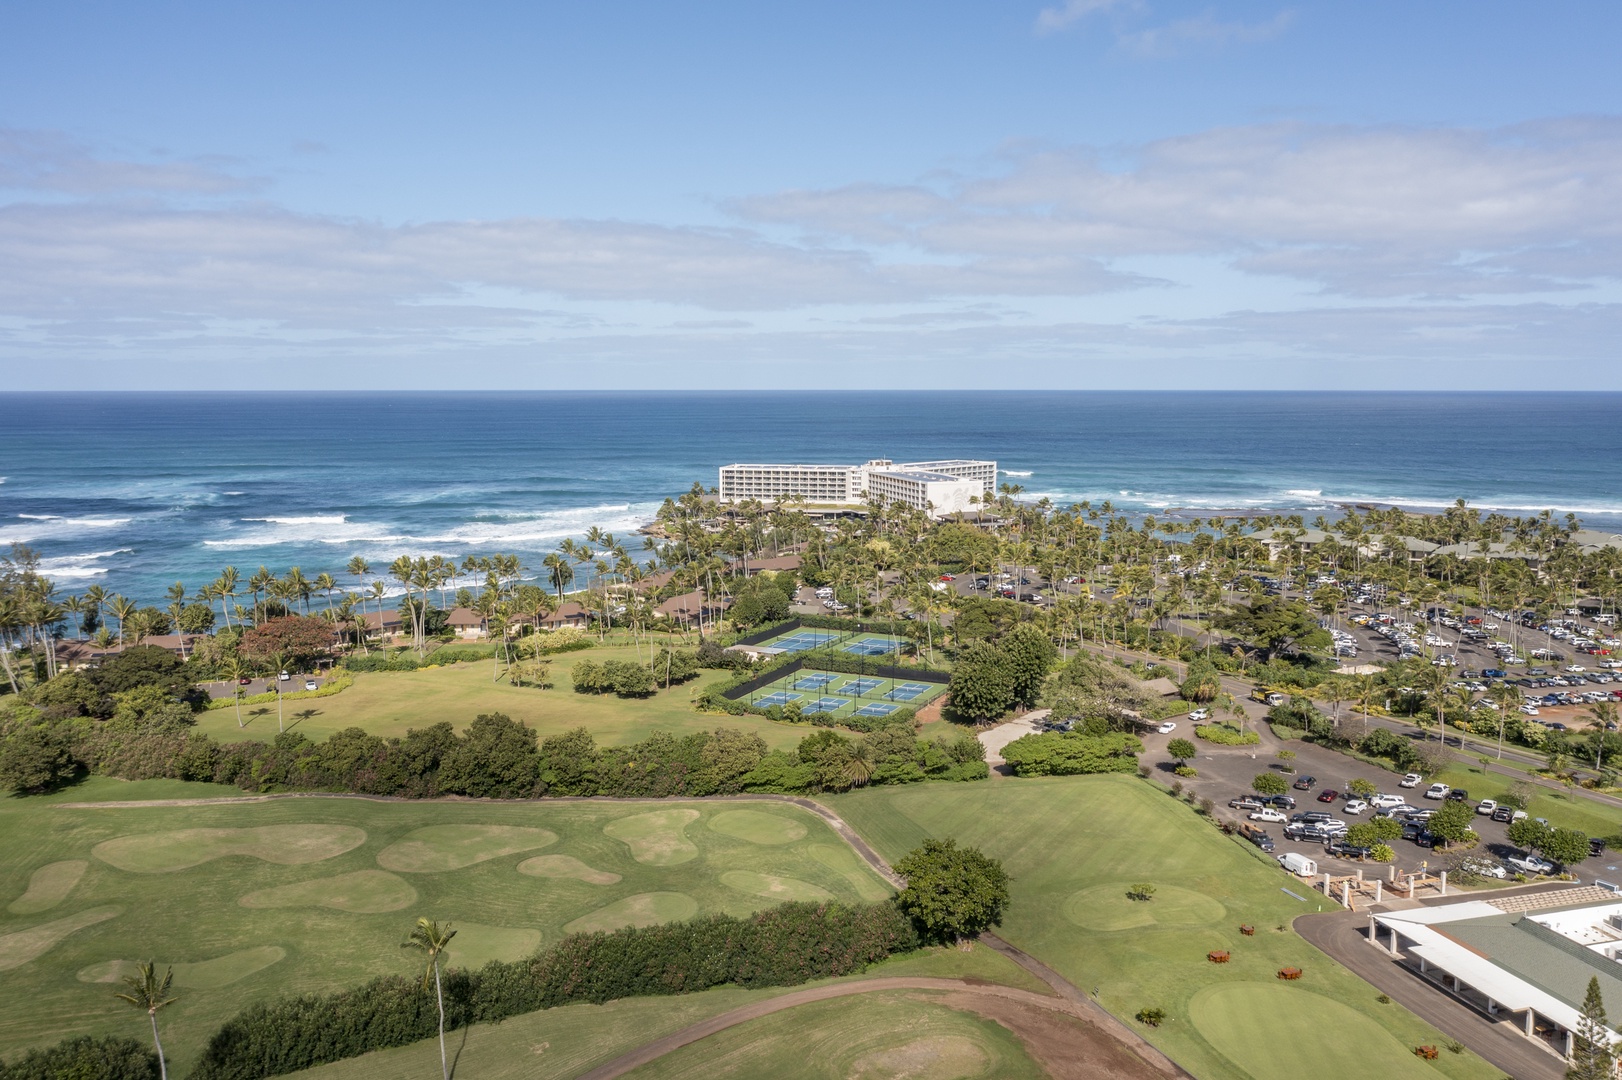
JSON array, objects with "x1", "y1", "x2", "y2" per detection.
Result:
[
  {"x1": 604, "y1": 809, "x2": 701, "y2": 865},
  {"x1": 239, "y1": 870, "x2": 418, "y2": 913},
  {"x1": 719, "y1": 871, "x2": 834, "y2": 903},
  {"x1": 564, "y1": 892, "x2": 699, "y2": 934},
  {"x1": 7, "y1": 861, "x2": 89, "y2": 916},
  {"x1": 1061, "y1": 883, "x2": 1225, "y2": 932},
  {"x1": 375, "y1": 825, "x2": 558, "y2": 872},
  {"x1": 707, "y1": 810, "x2": 808, "y2": 846},
  {"x1": 78, "y1": 946, "x2": 287, "y2": 989},
  {"x1": 93, "y1": 824, "x2": 367, "y2": 872}
]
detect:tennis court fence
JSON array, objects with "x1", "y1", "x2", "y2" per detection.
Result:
[
  {"x1": 720, "y1": 657, "x2": 949, "y2": 702},
  {"x1": 733, "y1": 616, "x2": 915, "y2": 649}
]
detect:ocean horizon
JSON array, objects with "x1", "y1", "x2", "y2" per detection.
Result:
[{"x1": 3, "y1": 390, "x2": 1618, "y2": 606}]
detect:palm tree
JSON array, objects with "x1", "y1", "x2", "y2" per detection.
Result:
[
  {"x1": 314, "y1": 572, "x2": 337, "y2": 614},
  {"x1": 269, "y1": 650, "x2": 288, "y2": 731},
  {"x1": 402, "y1": 918, "x2": 458, "y2": 1080},
  {"x1": 1489, "y1": 681, "x2": 1522, "y2": 760},
  {"x1": 108, "y1": 594, "x2": 137, "y2": 646},
  {"x1": 221, "y1": 656, "x2": 249, "y2": 727},
  {"x1": 113, "y1": 961, "x2": 177, "y2": 1080}
]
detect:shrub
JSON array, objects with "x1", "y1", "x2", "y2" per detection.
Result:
[
  {"x1": 1251, "y1": 772, "x2": 1288, "y2": 796},
  {"x1": 1126, "y1": 883, "x2": 1157, "y2": 901},
  {"x1": 1135, "y1": 1007, "x2": 1166, "y2": 1027},
  {"x1": 0, "y1": 1035, "x2": 159, "y2": 1079},
  {"x1": 1174, "y1": 765, "x2": 1197, "y2": 777},
  {"x1": 999, "y1": 731, "x2": 1142, "y2": 777},
  {"x1": 1370, "y1": 843, "x2": 1395, "y2": 862},
  {"x1": 1195, "y1": 724, "x2": 1260, "y2": 746},
  {"x1": 192, "y1": 900, "x2": 916, "y2": 1080}
]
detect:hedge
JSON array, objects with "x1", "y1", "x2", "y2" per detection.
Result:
[
  {"x1": 190, "y1": 900, "x2": 917, "y2": 1079},
  {"x1": 1195, "y1": 724, "x2": 1261, "y2": 746},
  {"x1": 0, "y1": 1036, "x2": 159, "y2": 1080}
]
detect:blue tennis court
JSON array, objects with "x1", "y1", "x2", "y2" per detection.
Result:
[
  {"x1": 755, "y1": 691, "x2": 803, "y2": 707},
  {"x1": 842, "y1": 637, "x2": 899, "y2": 656},
  {"x1": 772, "y1": 631, "x2": 841, "y2": 652},
  {"x1": 883, "y1": 682, "x2": 932, "y2": 701},
  {"x1": 837, "y1": 677, "x2": 884, "y2": 695},
  {"x1": 854, "y1": 702, "x2": 898, "y2": 718},
  {"x1": 793, "y1": 673, "x2": 837, "y2": 691},
  {"x1": 801, "y1": 698, "x2": 849, "y2": 714}
]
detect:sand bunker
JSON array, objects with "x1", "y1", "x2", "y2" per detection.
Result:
[
  {"x1": 78, "y1": 946, "x2": 286, "y2": 989},
  {"x1": 0, "y1": 907, "x2": 122, "y2": 971},
  {"x1": 444, "y1": 923, "x2": 543, "y2": 970},
  {"x1": 8, "y1": 860, "x2": 89, "y2": 915},
  {"x1": 563, "y1": 892, "x2": 698, "y2": 935},
  {"x1": 603, "y1": 809, "x2": 700, "y2": 865},
  {"x1": 1061, "y1": 883, "x2": 1225, "y2": 932},
  {"x1": 240, "y1": 869, "x2": 417, "y2": 913},
  {"x1": 516, "y1": 854, "x2": 621, "y2": 885},
  {"x1": 708, "y1": 809, "x2": 808, "y2": 846},
  {"x1": 720, "y1": 871, "x2": 834, "y2": 904},
  {"x1": 93, "y1": 825, "x2": 366, "y2": 873},
  {"x1": 376, "y1": 825, "x2": 558, "y2": 873}
]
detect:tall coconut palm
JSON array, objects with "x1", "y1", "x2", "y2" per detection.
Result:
[
  {"x1": 108, "y1": 594, "x2": 137, "y2": 646},
  {"x1": 314, "y1": 572, "x2": 337, "y2": 614},
  {"x1": 82, "y1": 583, "x2": 108, "y2": 637},
  {"x1": 62, "y1": 594, "x2": 86, "y2": 640},
  {"x1": 113, "y1": 962, "x2": 177, "y2": 1080},
  {"x1": 215, "y1": 566, "x2": 240, "y2": 629},
  {"x1": 165, "y1": 582, "x2": 189, "y2": 659},
  {"x1": 402, "y1": 918, "x2": 458, "y2": 1080},
  {"x1": 221, "y1": 656, "x2": 249, "y2": 727},
  {"x1": 543, "y1": 552, "x2": 574, "y2": 602}
]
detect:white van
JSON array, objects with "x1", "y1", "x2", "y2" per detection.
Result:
[{"x1": 1278, "y1": 852, "x2": 1318, "y2": 877}]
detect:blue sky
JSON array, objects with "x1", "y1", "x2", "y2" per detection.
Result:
[{"x1": 2, "y1": 1, "x2": 1619, "y2": 389}]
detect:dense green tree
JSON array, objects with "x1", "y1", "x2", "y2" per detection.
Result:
[
  {"x1": 0, "y1": 720, "x2": 78, "y2": 793},
  {"x1": 436, "y1": 713, "x2": 539, "y2": 798},
  {"x1": 999, "y1": 731, "x2": 1141, "y2": 776},
  {"x1": 1251, "y1": 772, "x2": 1288, "y2": 796},
  {"x1": 1567, "y1": 976, "x2": 1617, "y2": 1080},
  {"x1": 1165, "y1": 737, "x2": 1197, "y2": 765},
  {"x1": 1214, "y1": 599, "x2": 1332, "y2": 660},
  {"x1": 1001, "y1": 624, "x2": 1058, "y2": 707},
  {"x1": 1543, "y1": 827, "x2": 1593, "y2": 867},
  {"x1": 1426, "y1": 799, "x2": 1476, "y2": 846},
  {"x1": 1346, "y1": 818, "x2": 1403, "y2": 847},
  {"x1": 537, "y1": 727, "x2": 599, "y2": 795},
  {"x1": 1179, "y1": 659, "x2": 1222, "y2": 703},
  {"x1": 947, "y1": 642, "x2": 1016, "y2": 722},
  {"x1": 893, "y1": 838, "x2": 1010, "y2": 942}
]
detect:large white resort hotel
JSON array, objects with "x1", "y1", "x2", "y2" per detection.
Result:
[{"x1": 718, "y1": 458, "x2": 996, "y2": 519}]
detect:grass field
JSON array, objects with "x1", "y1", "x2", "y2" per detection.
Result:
[
  {"x1": 292, "y1": 943, "x2": 1048, "y2": 1080},
  {"x1": 820, "y1": 774, "x2": 1504, "y2": 1080},
  {"x1": 0, "y1": 778, "x2": 892, "y2": 1072},
  {"x1": 620, "y1": 990, "x2": 1048, "y2": 1080},
  {"x1": 193, "y1": 647, "x2": 805, "y2": 750},
  {"x1": 1433, "y1": 760, "x2": 1622, "y2": 841}
]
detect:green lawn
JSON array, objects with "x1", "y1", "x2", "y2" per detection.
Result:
[
  {"x1": 0, "y1": 779, "x2": 891, "y2": 1072},
  {"x1": 294, "y1": 943, "x2": 1048, "y2": 1080},
  {"x1": 621, "y1": 990, "x2": 1047, "y2": 1080},
  {"x1": 195, "y1": 648, "x2": 804, "y2": 750},
  {"x1": 1434, "y1": 761, "x2": 1622, "y2": 841},
  {"x1": 820, "y1": 775, "x2": 1503, "y2": 1080}
]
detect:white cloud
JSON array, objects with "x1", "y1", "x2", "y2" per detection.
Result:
[
  {"x1": 1033, "y1": 0, "x2": 1134, "y2": 36},
  {"x1": 0, "y1": 129, "x2": 259, "y2": 195},
  {"x1": 1119, "y1": 10, "x2": 1295, "y2": 58}
]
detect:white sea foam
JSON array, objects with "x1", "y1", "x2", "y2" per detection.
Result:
[
  {"x1": 0, "y1": 516, "x2": 133, "y2": 544},
  {"x1": 1285, "y1": 489, "x2": 1324, "y2": 499},
  {"x1": 1001, "y1": 470, "x2": 1033, "y2": 477},
  {"x1": 18, "y1": 513, "x2": 60, "y2": 520},
  {"x1": 222, "y1": 491, "x2": 246, "y2": 496},
  {"x1": 36, "y1": 549, "x2": 134, "y2": 581},
  {"x1": 202, "y1": 502, "x2": 660, "y2": 554},
  {"x1": 242, "y1": 515, "x2": 349, "y2": 525}
]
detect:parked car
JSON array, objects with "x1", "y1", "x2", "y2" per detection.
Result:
[
  {"x1": 1424, "y1": 783, "x2": 1451, "y2": 800},
  {"x1": 278, "y1": 670, "x2": 291, "y2": 682},
  {"x1": 1187, "y1": 708, "x2": 1210, "y2": 722},
  {"x1": 1446, "y1": 789, "x2": 1469, "y2": 802},
  {"x1": 1491, "y1": 804, "x2": 1516, "y2": 822},
  {"x1": 1370, "y1": 793, "x2": 1408, "y2": 809},
  {"x1": 1155, "y1": 721, "x2": 1177, "y2": 734},
  {"x1": 1292, "y1": 775, "x2": 1317, "y2": 791},
  {"x1": 1266, "y1": 795, "x2": 1297, "y2": 809},
  {"x1": 1506, "y1": 853, "x2": 1556, "y2": 875},
  {"x1": 1591, "y1": 837, "x2": 1609, "y2": 858},
  {"x1": 1229, "y1": 797, "x2": 1265, "y2": 811},
  {"x1": 304, "y1": 679, "x2": 318, "y2": 691},
  {"x1": 1249, "y1": 809, "x2": 1288, "y2": 823},
  {"x1": 1461, "y1": 857, "x2": 1507, "y2": 880},
  {"x1": 1343, "y1": 800, "x2": 1368, "y2": 815},
  {"x1": 1247, "y1": 830, "x2": 1275, "y2": 853},
  {"x1": 1325, "y1": 841, "x2": 1372, "y2": 860},
  {"x1": 1399, "y1": 773, "x2": 1424, "y2": 788},
  {"x1": 1291, "y1": 811, "x2": 1333, "y2": 824},
  {"x1": 1317, "y1": 789, "x2": 1339, "y2": 803},
  {"x1": 1476, "y1": 799, "x2": 1498, "y2": 816}
]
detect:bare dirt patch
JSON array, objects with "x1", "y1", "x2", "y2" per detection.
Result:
[
  {"x1": 931, "y1": 990, "x2": 1168, "y2": 1080},
  {"x1": 8, "y1": 860, "x2": 89, "y2": 915},
  {"x1": 516, "y1": 854, "x2": 621, "y2": 885}
]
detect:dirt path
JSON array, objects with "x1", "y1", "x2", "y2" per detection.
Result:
[{"x1": 573, "y1": 977, "x2": 1171, "y2": 1080}]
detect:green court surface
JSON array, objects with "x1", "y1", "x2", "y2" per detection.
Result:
[
  {"x1": 738, "y1": 668, "x2": 945, "y2": 721},
  {"x1": 749, "y1": 625, "x2": 911, "y2": 659},
  {"x1": 820, "y1": 775, "x2": 1502, "y2": 1080},
  {"x1": 0, "y1": 781, "x2": 893, "y2": 1073}
]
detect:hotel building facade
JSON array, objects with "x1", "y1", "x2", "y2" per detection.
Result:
[{"x1": 718, "y1": 458, "x2": 997, "y2": 519}]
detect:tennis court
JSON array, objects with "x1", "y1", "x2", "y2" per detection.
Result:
[
  {"x1": 842, "y1": 637, "x2": 900, "y2": 656},
  {"x1": 737, "y1": 666, "x2": 947, "y2": 720},
  {"x1": 766, "y1": 630, "x2": 841, "y2": 652}
]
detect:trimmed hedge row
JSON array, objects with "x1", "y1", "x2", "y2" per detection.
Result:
[
  {"x1": 1195, "y1": 724, "x2": 1261, "y2": 746},
  {"x1": 0, "y1": 1036, "x2": 159, "y2": 1080},
  {"x1": 190, "y1": 900, "x2": 917, "y2": 1080}
]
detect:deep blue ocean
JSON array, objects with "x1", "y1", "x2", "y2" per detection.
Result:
[{"x1": 1, "y1": 391, "x2": 1617, "y2": 607}]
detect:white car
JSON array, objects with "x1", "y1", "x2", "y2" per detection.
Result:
[
  {"x1": 1520, "y1": 704, "x2": 1541, "y2": 716},
  {"x1": 1424, "y1": 783, "x2": 1451, "y2": 800},
  {"x1": 1566, "y1": 665, "x2": 1587, "y2": 673},
  {"x1": 1370, "y1": 793, "x2": 1408, "y2": 809},
  {"x1": 1249, "y1": 809, "x2": 1288, "y2": 823},
  {"x1": 1399, "y1": 773, "x2": 1424, "y2": 788},
  {"x1": 1461, "y1": 858, "x2": 1507, "y2": 879},
  {"x1": 1343, "y1": 800, "x2": 1368, "y2": 815},
  {"x1": 1156, "y1": 721, "x2": 1178, "y2": 735},
  {"x1": 1187, "y1": 708, "x2": 1210, "y2": 722},
  {"x1": 1476, "y1": 799, "x2": 1498, "y2": 816},
  {"x1": 303, "y1": 679, "x2": 318, "y2": 691},
  {"x1": 1506, "y1": 853, "x2": 1556, "y2": 875}
]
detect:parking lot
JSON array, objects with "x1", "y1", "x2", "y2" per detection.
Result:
[{"x1": 1136, "y1": 719, "x2": 1622, "y2": 885}]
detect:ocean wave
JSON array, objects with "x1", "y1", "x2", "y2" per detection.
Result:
[
  {"x1": 201, "y1": 502, "x2": 660, "y2": 554},
  {"x1": 1001, "y1": 469, "x2": 1033, "y2": 477},
  {"x1": 242, "y1": 515, "x2": 349, "y2": 525},
  {"x1": 18, "y1": 513, "x2": 60, "y2": 520},
  {"x1": 0, "y1": 516, "x2": 133, "y2": 544}
]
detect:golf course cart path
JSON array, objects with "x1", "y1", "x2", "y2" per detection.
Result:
[{"x1": 573, "y1": 977, "x2": 1173, "y2": 1080}]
